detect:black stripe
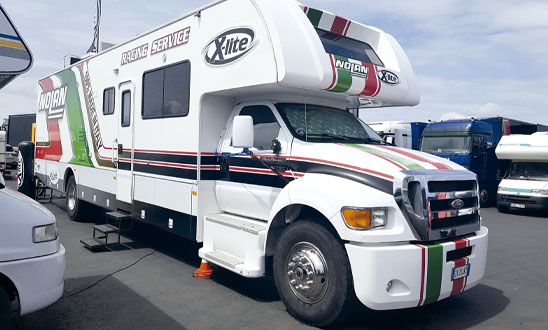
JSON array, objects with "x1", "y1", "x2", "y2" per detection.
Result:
[
  {"x1": 118, "y1": 161, "x2": 131, "y2": 171},
  {"x1": 133, "y1": 163, "x2": 197, "y2": 180},
  {"x1": 134, "y1": 152, "x2": 197, "y2": 165},
  {"x1": 200, "y1": 155, "x2": 218, "y2": 165}
]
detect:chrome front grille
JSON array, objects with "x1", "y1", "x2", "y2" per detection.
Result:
[{"x1": 394, "y1": 170, "x2": 481, "y2": 241}]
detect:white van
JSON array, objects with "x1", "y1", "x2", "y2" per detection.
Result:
[
  {"x1": 496, "y1": 133, "x2": 548, "y2": 212},
  {"x1": 0, "y1": 176, "x2": 65, "y2": 327}
]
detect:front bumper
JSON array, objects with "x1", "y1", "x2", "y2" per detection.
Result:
[
  {"x1": 346, "y1": 226, "x2": 488, "y2": 310},
  {"x1": 497, "y1": 193, "x2": 548, "y2": 210},
  {"x1": 0, "y1": 244, "x2": 65, "y2": 315}
]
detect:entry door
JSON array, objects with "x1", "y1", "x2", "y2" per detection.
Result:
[
  {"x1": 216, "y1": 104, "x2": 291, "y2": 220},
  {"x1": 116, "y1": 82, "x2": 135, "y2": 204}
]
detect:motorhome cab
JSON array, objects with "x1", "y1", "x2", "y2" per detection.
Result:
[
  {"x1": 0, "y1": 176, "x2": 65, "y2": 326},
  {"x1": 30, "y1": 0, "x2": 488, "y2": 325},
  {"x1": 496, "y1": 133, "x2": 548, "y2": 213}
]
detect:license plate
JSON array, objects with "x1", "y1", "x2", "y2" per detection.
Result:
[
  {"x1": 452, "y1": 264, "x2": 470, "y2": 281},
  {"x1": 510, "y1": 203, "x2": 525, "y2": 209}
]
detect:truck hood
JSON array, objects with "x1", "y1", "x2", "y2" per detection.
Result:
[
  {"x1": 0, "y1": 187, "x2": 59, "y2": 261},
  {"x1": 290, "y1": 142, "x2": 466, "y2": 190}
]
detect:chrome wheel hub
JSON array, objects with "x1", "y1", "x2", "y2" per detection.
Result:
[
  {"x1": 68, "y1": 185, "x2": 76, "y2": 211},
  {"x1": 286, "y1": 242, "x2": 329, "y2": 304}
]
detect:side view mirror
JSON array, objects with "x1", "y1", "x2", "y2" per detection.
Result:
[{"x1": 232, "y1": 115, "x2": 254, "y2": 149}]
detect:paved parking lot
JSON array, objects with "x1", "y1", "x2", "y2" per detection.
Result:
[{"x1": 7, "y1": 180, "x2": 548, "y2": 329}]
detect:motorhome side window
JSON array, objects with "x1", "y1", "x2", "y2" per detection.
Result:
[
  {"x1": 239, "y1": 106, "x2": 281, "y2": 150},
  {"x1": 121, "y1": 90, "x2": 131, "y2": 127},
  {"x1": 142, "y1": 61, "x2": 190, "y2": 119},
  {"x1": 103, "y1": 87, "x2": 115, "y2": 115}
]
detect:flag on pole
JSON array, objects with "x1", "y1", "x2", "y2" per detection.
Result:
[{"x1": 87, "y1": 0, "x2": 101, "y2": 53}]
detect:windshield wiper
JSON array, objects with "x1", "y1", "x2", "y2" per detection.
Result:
[{"x1": 306, "y1": 133, "x2": 387, "y2": 144}]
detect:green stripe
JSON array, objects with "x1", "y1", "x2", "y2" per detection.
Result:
[
  {"x1": 57, "y1": 70, "x2": 93, "y2": 167},
  {"x1": 343, "y1": 144, "x2": 425, "y2": 170},
  {"x1": 424, "y1": 244, "x2": 443, "y2": 305},
  {"x1": 331, "y1": 56, "x2": 352, "y2": 92},
  {"x1": 306, "y1": 8, "x2": 322, "y2": 27}
]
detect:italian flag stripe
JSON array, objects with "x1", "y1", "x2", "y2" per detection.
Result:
[
  {"x1": 342, "y1": 144, "x2": 425, "y2": 170},
  {"x1": 306, "y1": 8, "x2": 323, "y2": 27},
  {"x1": 450, "y1": 239, "x2": 470, "y2": 296},
  {"x1": 424, "y1": 244, "x2": 443, "y2": 305},
  {"x1": 330, "y1": 55, "x2": 352, "y2": 92},
  {"x1": 331, "y1": 16, "x2": 348, "y2": 35}
]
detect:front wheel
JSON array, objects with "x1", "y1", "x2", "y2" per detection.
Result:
[
  {"x1": 273, "y1": 220, "x2": 356, "y2": 327},
  {"x1": 0, "y1": 287, "x2": 15, "y2": 330}
]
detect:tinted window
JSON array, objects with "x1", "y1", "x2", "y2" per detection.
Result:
[
  {"x1": 142, "y1": 61, "x2": 190, "y2": 119},
  {"x1": 316, "y1": 28, "x2": 383, "y2": 66},
  {"x1": 121, "y1": 90, "x2": 131, "y2": 127},
  {"x1": 103, "y1": 87, "x2": 115, "y2": 115}
]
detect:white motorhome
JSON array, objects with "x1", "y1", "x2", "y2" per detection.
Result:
[
  {"x1": 496, "y1": 133, "x2": 548, "y2": 213},
  {"x1": 31, "y1": 0, "x2": 488, "y2": 325},
  {"x1": 368, "y1": 121, "x2": 426, "y2": 149}
]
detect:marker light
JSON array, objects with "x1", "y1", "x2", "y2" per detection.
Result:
[
  {"x1": 342, "y1": 207, "x2": 387, "y2": 230},
  {"x1": 33, "y1": 223, "x2": 58, "y2": 243}
]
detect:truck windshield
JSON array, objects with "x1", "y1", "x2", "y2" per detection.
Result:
[
  {"x1": 275, "y1": 103, "x2": 383, "y2": 143},
  {"x1": 421, "y1": 136, "x2": 471, "y2": 154},
  {"x1": 506, "y1": 162, "x2": 548, "y2": 181}
]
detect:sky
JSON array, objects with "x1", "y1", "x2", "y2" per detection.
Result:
[{"x1": 1, "y1": 0, "x2": 547, "y2": 125}]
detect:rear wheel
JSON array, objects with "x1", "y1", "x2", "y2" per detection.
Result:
[
  {"x1": 66, "y1": 176, "x2": 89, "y2": 221},
  {"x1": 273, "y1": 220, "x2": 356, "y2": 327},
  {"x1": 479, "y1": 188, "x2": 490, "y2": 206}
]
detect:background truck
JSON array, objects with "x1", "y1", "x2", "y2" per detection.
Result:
[
  {"x1": 6, "y1": 113, "x2": 36, "y2": 147},
  {"x1": 368, "y1": 121, "x2": 428, "y2": 150},
  {"x1": 0, "y1": 131, "x2": 5, "y2": 174},
  {"x1": 495, "y1": 133, "x2": 548, "y2": 213},
  {"x1": 420, "y1": 117, "x2": 548, "y2": 205},
  {"x1": 26, "y1": 0, "x2": 487, "y2": 326}
]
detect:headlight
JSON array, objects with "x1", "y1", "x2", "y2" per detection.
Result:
[
  {"x1": 33, "y1": 223, "x2": 58, "y2": 243},
  {"x1": 542, "y1": 190, "x2": 548, "y2": 196},
  {"x1": 531, "y1": 189, "x2": 541, "y2": 194},
  {"x1": 342, "y1": 207, "x2": 387, "y2": 230},
  {"x1": 497, "y1": 187, "x2": 507, "y2": 192}
]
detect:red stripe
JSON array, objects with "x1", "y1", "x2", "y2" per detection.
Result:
[
  {"x1": 39, "y1": 77, "x2": 54, "y2": 92},
  {"x1": 303, "y1": 6, "x2": 308, "y2": 14},
  {"x1": 372, "y1": 65, "x2": 381, "y2": 97},
  {"x1": 327, "y1": 54, "x2": 337, "y2": 90},
  {"x1": 331, "y1": 16, "x2": 348, "y2": 35},
  {"x1": 377, "y1": 146, "x2": 451, "y2": 170},
  {"x1": 450, "y1": 258, "x2": 467, "y2": 296},
  {"x1": 343, "y1": 21, "x2": 351, "y2": 36},
  {"x1": 35, "y1": 121, "x2": 62, "y2": 161},
  {"x1": 230, "y1": 166, "x2": 304, "y2": 177},
  {"x1": 360, "y1": 62, "x2": 378, "y2": 97},
  {"x1": 416, "y1": 244, "x2": 426, "y2": 306}
]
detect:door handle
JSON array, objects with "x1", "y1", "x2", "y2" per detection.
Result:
[{"x1": 118, "y1": 144, "x2": 123, "y2": 155}]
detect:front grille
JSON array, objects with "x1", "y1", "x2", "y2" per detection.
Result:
[
  {"x1": 394, "y1": 170, "x2": 481, "y2": 241},
  {"x1": 501, "y1": 195, "x2": 535, "y2": 204},
  {"x1": 428, "y1": 180, "x2": 476, "y2": 192}
]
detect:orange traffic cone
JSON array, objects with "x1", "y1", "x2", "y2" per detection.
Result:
[{"x1": 193, "y1": 259, "x2": 213, "y2": 279}]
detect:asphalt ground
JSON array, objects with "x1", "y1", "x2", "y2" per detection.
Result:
[{"x1": 5, "y1": 179, "x2": 548, "y2": 330}]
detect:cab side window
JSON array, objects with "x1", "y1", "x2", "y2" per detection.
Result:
[{"x1": 239, "y1": 106, "x2": 281, "y2": 150}]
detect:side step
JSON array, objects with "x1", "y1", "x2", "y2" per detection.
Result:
[
  {"x1": 81, "y1": 211, "x2": 133, "y2": 251},
  {"x1": 199, "y1": 214, "x2": 267, "y2": 278}
]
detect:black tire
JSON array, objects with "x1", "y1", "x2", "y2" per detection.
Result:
[
  {"x1": 17, "y1": 141, "x2": 35, "y2": 198},
  {"x1": 66, "y1": 175, "x2": 89, "y2": 221},
  {"x1": 479, "y1": 188, "x2": 490, "y2": 207},
  {"x1": 273, "y1": 220, "x2": 356, "y2": 327},
  {"x1": 0, "y1": 287, "x2": 15, "y2": 330}
]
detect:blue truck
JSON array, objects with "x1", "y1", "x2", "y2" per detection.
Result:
[{"x1": 420, "y1": 117, "x2": 548, "y2": 205}]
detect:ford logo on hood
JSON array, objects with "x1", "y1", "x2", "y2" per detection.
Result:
[
  {"x1": 203, "y1": 27, "x2": 259, "y2": 66},
  {"x1": 377, "y1": 70, "x2": 400, "y2": 85}
]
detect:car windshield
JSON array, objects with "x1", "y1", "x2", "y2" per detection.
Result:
[
  {"x1": 421, "y1": 136, "x2": 471, "y2": 154},
  {"x1": 275, "y1": 103, "x2": 383, "y2": 143},
  {"x1": 505, "y1": 162, "x2": 548, "y2": 181}
]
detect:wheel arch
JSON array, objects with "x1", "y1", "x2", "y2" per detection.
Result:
[
  {"x1": 0, "y1": 272, "x2": 18, "y2": 303},
  {"x1": 63, "y1": 167, "x2": 75, "y2": 192}
]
